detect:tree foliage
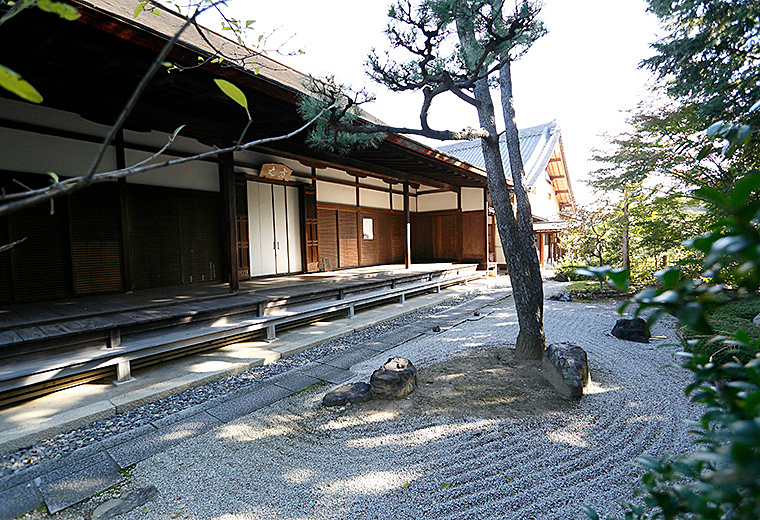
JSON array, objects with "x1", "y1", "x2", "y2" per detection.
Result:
[{"x1": 301, "y1": 0, "x2": 551, "y2": 359}]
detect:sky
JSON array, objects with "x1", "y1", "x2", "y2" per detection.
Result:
[{"x1": 216, "y1": 0, "x2": 662, "y2": 205}]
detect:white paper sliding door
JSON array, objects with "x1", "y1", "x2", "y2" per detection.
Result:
[
  {"x1": 286, "y1": 186, "x2": 302, "y2": 273},
  {"x1": 247, "y1": 181, "x2": 302, "y2": 277}
]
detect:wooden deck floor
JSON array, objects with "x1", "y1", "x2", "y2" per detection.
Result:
[{"x1": 0, "y1": 263, "x2": 478, "y2": 336}]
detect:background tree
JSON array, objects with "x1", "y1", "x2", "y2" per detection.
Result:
[{"x1": 300, "y1": 0, "x2": 549, "y2": 359}]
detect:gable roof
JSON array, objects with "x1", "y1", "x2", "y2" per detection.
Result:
[{"x1": 438, "y1": 120, "x2": 576, "y2": 214}]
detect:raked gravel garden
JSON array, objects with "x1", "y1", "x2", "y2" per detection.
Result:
[{"x1": 14, "y1": 279, "x2": 702, "y2": 520}]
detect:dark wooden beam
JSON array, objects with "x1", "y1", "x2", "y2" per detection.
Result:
[{"x1": 218, "y1": 151, "x2": 239, "y2": 292}]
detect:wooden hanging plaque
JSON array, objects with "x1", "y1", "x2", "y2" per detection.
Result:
[{"x1": 259, "y1": 163, "x2": 292, "y2": 181}]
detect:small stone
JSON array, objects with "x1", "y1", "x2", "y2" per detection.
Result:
[
  {"x1": 433, "y1": 325, "x2": 441, "y2": 332},
  {"x1": 322, "y1": 382, "x2": 373, "y2": 407},
  {"x1": 542, "y1": 342, "x2": 590, "y2": 399},
  {"x1": 611, "y1": 318, "x2": 650, "y2": 343},
  {"x1": 92, "y1": 486, "x2": 159, "y2": 520},
  {"x1": 553, "y1": 273, "x2": 570, "y2": 282},
  {"x1": 549, "y1": 291, "x2": 572, "y2": 302},
  {"x1": 473, "y1": 311, "x2": 481, "y2": 317},
  {"x1": 370, "y1": 357, "x2": 418, "y2": 399}
]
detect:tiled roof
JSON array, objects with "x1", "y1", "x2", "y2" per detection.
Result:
[{"x1": 438, "y1": 121, "x2": 561, "y2": 188}]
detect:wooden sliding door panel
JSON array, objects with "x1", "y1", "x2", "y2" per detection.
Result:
[
  {"x1": 69, "y1": 183, "x2": 123, "y2": 294},
  {"x1": 338, "y1": 210, "x2": 358, "y2": 267},
  {"x1": 317, "y1": 207, "x2": 338, "y2": 270},
  {"x1": 462, "y1": 211, "x2": 486, "y2": 261}
]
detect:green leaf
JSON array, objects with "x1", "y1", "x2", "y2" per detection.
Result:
[
  {"x1": 696, "y1": 144, "x2": 712, "y2": 161},
  {"x1": 581, "y1": 506, "x2": 600, "y2": 520},
  {"x1": 0, "y1": 64, "x2": 43, "y2": 103},
  {"x1": 47, "y1": 172, "x2": 59, "y2": 183},
  {"x1": 36, "y1": 0, "x2": 81, "y2": 20},
  {"x1": 401, "y1": 482, "x2": 409, "y2": 488},
  {"x1": 171, "y1": 125, "x2": 185, "y2": 141},
  {"x1": 440, "y1": 482, "x2": 451, "y2": 490},
  {"x1": 214, "y1": 79, "x2": 251, "y2": 120},
  {"x1": 750, "y1": 99, "x2": 760, "y2": 113},
  {"x1": 705, "y1": 120, "x2": 724, "y2": 138},
  {"x1": 133, "y1": 2, "x2": 145, "y2": 17}
]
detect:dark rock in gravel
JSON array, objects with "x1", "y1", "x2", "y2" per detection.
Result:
[
  {"x1": 322, "y1": 382, "x2": 373, "y2": 407},
  {"x1": 549, "y1": 291, "x2": 572, "y2": 302},
  {"x1": 432, "y1": 325, "x2": 441, "y2": 332},
  {"x1": 753, "y1": 312, "x2": 760, "y2": 327},
  {"x1": 611, "y1": 318, "x2": 650, "y2": 343},
  {"x1": 553, "y1": 273, "x2": 570, "y2": 282},
  {"x1": 542, "y1": 342, "x2": 590, "y2": 399},
  {"x1": 92, "y1": 486, "x2": 159, "y2": 520},
  {"x1": 370, "y1": 357, "x2": 418, "y2": 399}
]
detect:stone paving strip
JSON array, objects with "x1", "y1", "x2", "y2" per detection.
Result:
[{"x1": 0, "y1": 282, "x2": 512, "y2": 519}]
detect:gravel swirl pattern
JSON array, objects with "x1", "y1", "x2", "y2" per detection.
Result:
[{"x1": 43, "y1": 291, "x2": 701, "y2": 520}]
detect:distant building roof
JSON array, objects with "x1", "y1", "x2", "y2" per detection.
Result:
[
  {"x1": 438, "y1": 120, "x2": 576, "y2": 215},
  {"x1": 438, "y1": 120, "x2": 561, "y2": 188}
]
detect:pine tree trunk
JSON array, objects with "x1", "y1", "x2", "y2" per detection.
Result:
[
  {"x1": 473, "y1": 67, "x2": 546, "y2": 361},
  {"x1": 622, "y1": 199, "x2": 630, "y2": 271}
]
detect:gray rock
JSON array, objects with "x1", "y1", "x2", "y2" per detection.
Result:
[
  {"x1": 370, "y1": 357, "x2": 418, "y2": 399},
  {"x1": 553, "y1": 273, "x2": 570, "y2": 282},
  {"x1": 549, "y1": 291, "x2": 572, "y2": 302},
  {"x1": 611, "y1": 318, "x2": 650, "y2": 343},
  {"x1": 322, "y1": 382, "x2": 373, "y2": 407},
  {"x1": 753, "y1": 313, "x2": 760, "y2": 327},
  {"x1": 542, "y1": 342, "x2": 590, "y2": 399},
  {"x1": 432, "y1": 325, "x2": 441, "y2": 332},
  {"x1": 92, "y1": 486, "x2": 159, "y2": 520}
]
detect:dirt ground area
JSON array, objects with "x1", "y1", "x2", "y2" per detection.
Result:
[{"x1": 354, "y1": 347, "x2": 579, "y2": 419}]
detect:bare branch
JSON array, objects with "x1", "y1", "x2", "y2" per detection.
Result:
[{"x1": 0, "y1": 237, "x2": 26, "y2": 253}]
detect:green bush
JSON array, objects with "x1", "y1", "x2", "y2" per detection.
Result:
[
  {"x1": 681, "y1": 294, "x2": 760, "y2": 364},
  {"x1": 582, "y1": 167, "x2": 760, "y2": 519},
  {"x1": 555, "y1": 264, "x2": 596, "y2": 281}
]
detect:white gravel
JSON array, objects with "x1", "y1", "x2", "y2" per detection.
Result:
[{"x1": 44, "y1": 290, "x2": 701, "y2": 520}]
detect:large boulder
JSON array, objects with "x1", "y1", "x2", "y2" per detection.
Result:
[
  {"x1": 370, "y1": 357, "x2": 418, "y2": 399},
  {"x1": 322, "y1": 382, "x2": 373, "y2": 407},
  {"x1": 542, "y1": 342, "x2": 590, "y2": 399},
  {"x1": 753, "y1": 312, "x2": 760, "y2": 327},
  {"x1": 549, "y1": 291, "x2": 572, "y2": 302},
  {"x1": 611, "y1": 318, "x2": 650, "y2": 343}
]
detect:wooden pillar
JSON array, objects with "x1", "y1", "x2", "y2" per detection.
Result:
[
  {"x1": 219, "y1": 151, "x2": 239, "y2": 293},
  {"x1": 483, "y1": 187, "x2": 489, "y2": 272},
  {"x1": 403, "y1": 182, "x2": 411, "y2": 269},
  {"x1": 115, "y1": 130, "x2": 133, "y2": 292}
]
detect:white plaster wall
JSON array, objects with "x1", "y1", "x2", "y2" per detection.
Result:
[
  {"x1": 125, "y1": 150, "x2": 219, "y2": 192},
  {"x1": 461, "y1": 187, "x2": 484, "y2": 211},
  {"x1": 410, "y1": 196, "x2": 418, "y2": 212},
  {"x1": 0, "y1": 127, "x2": 117, "y2": 175},
  {"x1": 359, "y1": 177, "x2": 388, "y2": 189},
  {"x1": 316, "y1": 179, "x2": 356, "y2": 205},
  {"x1": 416, "y1": 191, "x2": 458, "y2": 212},
  {"x1": 0, "y1": 97, "x2": 110, "y2": 137},
  {"x1": 123, "y1": 129, "x2": 213, "y2": 157},
  {"x1": 359, "y1": 187, "x2": 390, "y2": 209},
  {"x1": 530, "y1": 173, "x2": 561, "y2": 219},
  {"x1": 391, "y1": 193, "x2": 404, "y2": 211},
  {"x1": 319, "y1": 168, "x2": 355, "y2": 183}
]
